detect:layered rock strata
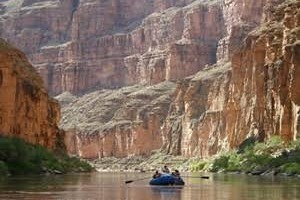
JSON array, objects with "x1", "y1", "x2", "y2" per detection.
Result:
[
  {"x1": 2, "y1": 0, "x2": 298, "y2": 160},
  {"x1": 162, "y1": 63, "x2": 232, "y2": 157},
  {"x1": 63, "y1": 0, "x2": 299, "y2": 159},
  {"x1": 162, "y1": 0, "x2": 300, "y2": 157},
  {"x1": 216, "y1": 0, "x2": 267, "y2": 61},
  {"x1": 0, "y1": 39, "x2": 62, "y2": 149},
  {"x1": 0, "y1": 0, "x2": 266, "y2": 95},
  {"x1": 58, "y1": 82, "x2": 176, "y2": 159}
]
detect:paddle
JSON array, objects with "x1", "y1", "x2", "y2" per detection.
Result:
[
  {"x1": 181, "y1": 175, "x2": 210, "y2": 179},
  {"x1": 125, "y1": 175, "x2": 209, "y2": 184},
  {"x1": 125, "y1": 176, "x2": 151, "y2": 184}
]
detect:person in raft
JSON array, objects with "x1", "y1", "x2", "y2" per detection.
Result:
[
  {"x1": 153, "y1": 170, "x2": 161, "y2": 179},
  {"x1": 172, "y1": 169, "x2": 184, "y2": 183},
  {"x1": 172, "y1": 169, "x2": 180, "y2": 177},
  {"x1": 162, "y1": 165, "x2": 170, "y2": 173}
]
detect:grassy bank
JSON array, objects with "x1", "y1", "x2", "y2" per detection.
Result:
[
  {"x1": 0, "y1": 136, "x2": 93, "y2": 176},
  {"x1": 190, "y1": 136, "x2": 300, "y2": 176}
]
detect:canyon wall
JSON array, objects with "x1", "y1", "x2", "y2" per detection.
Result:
[
  {"x1": 0, "y1": 39, "x2": 62, "y2": 149},
  {"x1": 57, "y1": 0, "x2": 273, "y2": 158},
  {"x1": 162, "y1": 0, "x2": 300, "y2": 157},
  {"x1": 58, "y1": 82, "x2": 176, "y2": 158},
  {"x1": 162, "y1": 63, "x2": 232, "y2": 157},
  {"x1": 62, "y1": 0, "x2": 299, "y2": 159},
  {"x1": 0, "y1": 0, "x2": 266, "y2": 95},
  {"x1": 1, "y1": 0, "x2": 298, "y2": 159},
  {"x1": 54, "y1": 0, "x2": 300, "y2": 159}
]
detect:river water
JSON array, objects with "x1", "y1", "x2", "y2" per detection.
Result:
[{"x1": 0, "y1": 172, "x2": 299, "y2": 200}]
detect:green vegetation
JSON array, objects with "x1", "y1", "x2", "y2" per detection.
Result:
[
  {"x1": 0, "y1": 136, "x2": 93, "y2": 176},
  {"x1": 190, "y1": 136, "x2": 300, "y2": 176},
  {"x1": 0, "y1": 39, "x2": 13, "y2": 51}
]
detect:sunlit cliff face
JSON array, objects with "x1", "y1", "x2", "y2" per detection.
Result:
[
  {"x1": 61, "y1": 0, "x2": 299, "y2": 158},
  {"x1": 0, "y1": 39, "x2": 62, "y2": 149},
  {"x1": 161, "y1": 0, "x2": 300, "y2": 157},
  {"x1": 0, "y1": 0, "x2": 298, "y2": 158},
  {"x1": 0, "y1": 0, "x2": 257, "y2": 96}
]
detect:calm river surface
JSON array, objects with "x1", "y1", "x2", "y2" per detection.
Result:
[{"x1": 0, "y1": 172, "x2": 299, "y2": 200}]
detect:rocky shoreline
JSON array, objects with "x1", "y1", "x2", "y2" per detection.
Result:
[
  {"x1": 92, "y1": 135, "x2": 300, "y2": 178},
  {"x1": 92, "y1": 152, "x2": 191, "y2": 173},
  {"x1": 91, "y1": 154, "x2": 300, "y2": 178}
]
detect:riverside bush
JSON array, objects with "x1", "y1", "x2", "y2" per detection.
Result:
[
  {"x1": 227, "y1": 153, "x2": 242, "y2": 172},
  {"x1": 280, "y1": 163, "x2": 300, "y2": 175},
  {"x1": 191, "y1": 136, "x2": 300, "y2": 175},
  {"x1": 190, "y1": 161, "x2": 207, "y2": 171},
  {"x1": 0, "y1": 136, "x2": 93, "y2": 175},
  {"x1": 0, "y1": 161, "x2": 8, "y2": 175},
  {"x1": 210, "y1": 155, "x2": 229, "y2": 172}
]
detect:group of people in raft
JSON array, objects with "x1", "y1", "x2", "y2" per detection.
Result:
[
  {"x1": 150, "y1": 165, "x2": 184, "y2": 185},
  {"x1": 152, "y1": 165, "x2": 181, "y2": 179}
]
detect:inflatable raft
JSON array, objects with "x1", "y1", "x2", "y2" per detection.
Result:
[{"x1": 149, "y1": 174, "x2": 185, "y2": 186}]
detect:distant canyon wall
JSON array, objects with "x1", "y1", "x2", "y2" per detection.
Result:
[
  {"x1": 58, "y1": 0, "x2": 287, "y2": 159},
  {"x1": 0, "y1": 39, "x2": 62, "y2": 149},
  {"x1": 1, "y1": 0, "x2": 298, "y2": 160},
  {"x1": 58, "y1": 82, "x2": 176, "y2": 158},
  {"x1": 0, "y1": 0, "x2": 266, "y2": 95},
  {"x1": 62, "y1": 0, "x2": 300, "y2": 159}
]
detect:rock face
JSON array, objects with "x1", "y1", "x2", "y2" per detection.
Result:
[
  {"x1": 62, "y1": 0, "x2": 299, "y2": 159},
  {"x1": 162, "y1": 63, "x2": 232, "y2": 157},
  {"x1": 2, "y1": 0, "x2": 298, "y2": 160},
  {"x1": 27, "y1": 0, "x2": 276, "y2": 158},
  {"x1": 216, "y1": 0, "x2": 267, "y2": 61},
  {"x1": 0, "y1": 0, "x2": 266, "y2": 95},
  {"x1": 0, "y1": 39, "x2": 62, "y2": 149},
  {"x1": 228, "y1": 0, "x2": 300, "y2": 144},
  {"x1": 162, "y1": 0, "x2": 300, "y2": 157},
  {"x1": 58, "y1": 82, "x2": 175, "y2": 159}
]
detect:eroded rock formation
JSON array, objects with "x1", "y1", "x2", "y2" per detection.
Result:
[
  {"x1": 1, "y1": 0, "x2": 298, "y2": 159},
  {"x1": 58, "y1": 82, "x2": 175, "y2": 159},
  {"x1": 0, "y1": 0, "x2": 267, "y2": 95},
  {"x1": 162, "y1": 63, "x2": 232, "y2": 157},
  {"x1": 0, "y1": 39, "x2": 62, "y2": 149},
  {"x1": 55, "y1": 0, "x2": 300, "y2": 159},
  {"x1": 162, "y1": 0, "x2": 300, "y2": 157}
]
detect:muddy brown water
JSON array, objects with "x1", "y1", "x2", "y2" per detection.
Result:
[{"x1": 0, "y1": 172, "x2": 299, "y2": 200}]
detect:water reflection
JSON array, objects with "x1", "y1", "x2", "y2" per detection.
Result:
[
  {"x1": 150, "y1": 186, "x2": 183, "y2": 200},
  {"x1": 0, "y1": 173, "x2": 299, "y2": 200}
]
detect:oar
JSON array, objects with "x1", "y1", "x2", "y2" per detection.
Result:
[
  {"x1": 182, "y1": 175, "x2": 209, "y2": 179},
  {"x1": 125, "y1": 176, "x2": 151, "y2": 184}
]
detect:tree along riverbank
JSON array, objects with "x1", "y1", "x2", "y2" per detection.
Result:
[{"x1": 0, "y1": 136, "x2": 93, "y2": 176}]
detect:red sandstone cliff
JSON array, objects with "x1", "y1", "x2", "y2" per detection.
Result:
[
  {"x1": 58, "y1": 82, "x2": 175, "y2": 159},
  {"x1": 0, "y1": 0, "x2": 266, "y2": 95},
  {"x1": 54, "y1": 0, "x2": 273, "y2": 158},
  {"x1": 1, "y1": 0, "x2": 298, "y2": 160},
  {"x1": 0, "y1": 39, "x2": 62, "y2": 149},
  {"x1": 59, "y1": 0, "x2": 299, "y2": 159},
  {"x1": 162, "y1": 0, "x2": 300, "y2": 157}
]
